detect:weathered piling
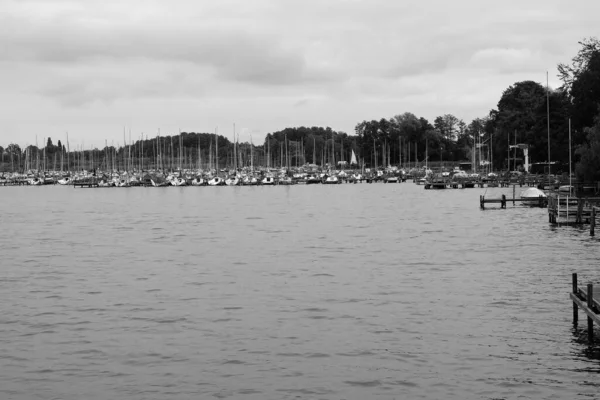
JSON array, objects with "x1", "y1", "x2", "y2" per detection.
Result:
[
  {"x1": 573, "y1": 273, "x2": 578, "y2": 325},
  {"x1": 588, "y1": 283, "x2": 594, "y2": 341},
  {"x1": 591, "y1": 207, "x2": 597, "y2": 236},
  {"x1": 576, "y1": 200, "x2": 584, "y2": 224},
  {"x1": 570, "y1": 273, "x2": 600, "y2": 342},
  {"x1": 513, "y1": 185, "x2": 516, "y2": 206}
]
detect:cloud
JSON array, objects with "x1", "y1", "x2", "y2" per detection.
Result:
[
  {"x1": 294, "y1": 99, "x2": 309, "y2": 107},
  {"x1": 1, "y1": 0, "x2": 599, "y2": 147},
  {"x1": 469, "y1": 48, "x2": 544, "y2": 74},
  {"x1": 2, "y1": 21, "x2": 321, "y2": 84}
]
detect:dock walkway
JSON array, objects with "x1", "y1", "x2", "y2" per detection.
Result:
[
  {"x1": 547, "y1": 194, "x2": 600, "y2": 225},
  {"x1": 571, "y1": 273, "x2": 600, "y2": 342}
]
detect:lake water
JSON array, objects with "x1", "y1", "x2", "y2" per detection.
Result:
[{"x1": 1, "y1": 183, "x2": 599, "y2": 399}]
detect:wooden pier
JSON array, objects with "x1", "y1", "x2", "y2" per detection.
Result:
[
  {"x1": 479, "y1": 195, "x2": 546, "y2": 209},
  {"x1": 0, "y1": 179, "x2": 30, "y2": 186},
  {"x1": 547, "y1": 194, "x2": 600, "y2": 225},
  {"x1": 72, "y1": 179, "x2": 99, "y2": 188},
  {"x1": 571, "y1": 273, "x2": 600, "y2": 342}
]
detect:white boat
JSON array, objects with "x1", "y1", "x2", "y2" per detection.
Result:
[
  {"x1": 262, "y1": 176, "x2": 275, "y2": 185},
  {"x1": 278, "y1": 176, "x2": 293, "y2": 185},
  {"x1": 191, "y1": 177, "x2": 205, "y2": 186},
  {"x1": 116, "y1": 178, "x2": 130, "y2": 187},
  {"x1": 350, "y1": 150, "x2": 358, "y2": 166},
  {"x1": 225, "y1": 176, "x2": 240, "y2": 186},
  {"x1": 520, "y1": 187, "x2": 547, "y2": 206},
  {"x1": 29, "y1": 177, "x2": 43, "y2": 186},
  {"x1": 242, "y1": 176, "x2": 258, "y2": 186},
  {"x1": 559, "y1": 185, "x2": 575, "y2": 194},
  {"x1": 323, "y1": 175, "x2": 340, "y2": 185},
  {"x1": 351, "y1": 173, "x2": 363, "y2": 183},
  {"x1": 207, "y1": 177, "x2": 225, "y2": 186},
  {"x1": 171, "y1": 177, "x2": 188, "y2": 186},
  {"x1": 57, "y1": 177, "x2": 72, "y2": 185},
  {"x1": 386, "y1": 176, "x2": 399, "y2": 183},
  {"x1": 306, "y1": 175, "x2": 321, "y2": 184},
  {"x1": 98, "y1": 179, "x2": 114, "y2": 187},
  {"x1": 150, "y1": 176, "x2": 169, "y2": 187}
]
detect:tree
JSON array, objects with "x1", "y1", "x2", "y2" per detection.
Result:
[
  {"x1": 575, "y1": 116, "x2": 600, "y2": 182},
  {"x1": 492, "y1": 80, "x2": 570, "y2": 170},
  {"x1": 6, "y1": 143, "x2": 21, "y2": 157},
  {"x1": 355, "y1": 120, "x2": 382, "y2": 167},
  {"x1": 558, "y1": 37, "x2": 600, "y2": 136},
  {"x1": 571, "y1": 50, "x2": 600, "y2": 132},
  {"x1": 434, "y1": 114, "x2": 461, "y2": 142},
  {"x1": 558, "y1": 37, "x2": 600, "y2": 94}
]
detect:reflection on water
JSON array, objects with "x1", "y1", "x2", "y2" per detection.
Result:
[{"x1": 0, "y1": 184, "x2": 599, "y2": 399}]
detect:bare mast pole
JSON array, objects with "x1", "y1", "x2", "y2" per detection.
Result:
[{"x1": 547, "y1": 71, "x2": 551, "y2": 179}]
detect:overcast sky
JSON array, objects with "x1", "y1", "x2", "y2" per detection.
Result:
[{"x1": 1, "y1": 0, "x2": 598, "y2": 148}]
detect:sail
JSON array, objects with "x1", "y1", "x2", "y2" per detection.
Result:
[{"x1": 350, "y1": 150, "x2": 358, "y2": 165}]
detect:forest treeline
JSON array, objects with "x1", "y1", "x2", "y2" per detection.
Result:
[{"x1": 1, "y1": 38, "x2": 599, "y2": 179}]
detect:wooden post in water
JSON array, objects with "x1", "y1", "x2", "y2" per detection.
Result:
[
  {"x1": 576, "y1": 199, "x2": 584, "y2": 224},
  {"x1": 588, "y1": 283, "x2": 594, "y2": 342},
  {"x1": 591, "y1": 207, "x2": 596, "y2": 236},
  {"x1": 573, "y1": 273, "x2": 578, "y2": 325},
  {"x1": 501, "y1": 194, "x2": 506, "y2": 209},
  {"x1": 480, "y1": 195, "x2": 484, "y2": 209},
  {"x1": 513, "y1": 185, "x2": 516, "y2": 206}
]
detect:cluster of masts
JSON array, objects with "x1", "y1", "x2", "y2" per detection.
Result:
[
  {"x1": 10, "y1": 129, "x2": 355, "y2": 174},
  {"x1": 1, "y1": 164, "x2": 444, "y2": 187}
]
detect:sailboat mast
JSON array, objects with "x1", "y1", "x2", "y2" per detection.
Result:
[
  {"x1": 215, "y1": 127, "x2": 219, "y2": 175},
  {"x1": 547, "y1": 71, "x2": 551, "y2": 177},
  {"x1": 569, "y1": 118, "x2": 572, "y2": 189},
  {"x1": 233, "y1": 123, "x2": 236, "y2": 171},
  {"x1": 341, "y1": 139, "x2": 344, "y2": 169}
]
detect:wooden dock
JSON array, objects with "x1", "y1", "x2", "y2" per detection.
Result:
[
  {"x1": 547, "y1": 194, "x2": 600, "y2": 225},
  {"x1": 72, "y1": 179, "x2": 99, "y2": 188},
  {"x1": 571, "y1": 273, "x2": 600, "y2": 342},
  {"x1": 479, "y1": 193, "x2": 547, "y2": 209}
]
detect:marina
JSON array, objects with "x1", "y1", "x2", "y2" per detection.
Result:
[{"x1": 1, "y1": 1, "x2": 598, "y2": 398}]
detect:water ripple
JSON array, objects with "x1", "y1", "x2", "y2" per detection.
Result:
[{"x1": 0, "y1": 184, "x2": 598, "y2": 399}]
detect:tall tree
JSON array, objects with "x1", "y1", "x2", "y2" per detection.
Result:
[
  {"x1": 575, "y1": 116, "x2": 600, "y2": 181},
  {"x1": 558, "y1": 37, "x2": 600, "y2": 138},
  {"x1": 434, "y1": 114, "x2": 461, "y2": 142},
  {"x1": 492, "y1": 80, "x2": 569, "y2": 170}
]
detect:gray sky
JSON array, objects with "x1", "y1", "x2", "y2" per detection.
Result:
[{"x1": 1, "y1": 0, "x2": 597, "y2": 148}]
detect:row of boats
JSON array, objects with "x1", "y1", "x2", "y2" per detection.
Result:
[{"x1": 31, "y1": 171, "x2": 382, "y2": 187}]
